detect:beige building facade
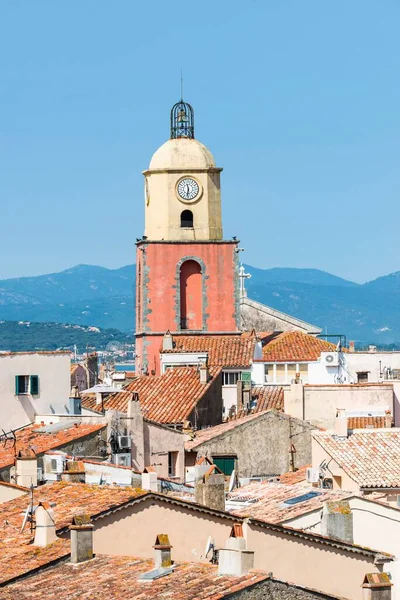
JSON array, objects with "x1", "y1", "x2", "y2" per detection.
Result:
[{"x1": 0, "y1": 351, "x2": 71, "y2": 431}]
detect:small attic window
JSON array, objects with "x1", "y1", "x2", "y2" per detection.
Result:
[
  {"x1": 283, "y1": 491, "x2": 321, "y2": 506},
  {"x1": 180, "y1": 210, "x2": 193, "y2": 228}
]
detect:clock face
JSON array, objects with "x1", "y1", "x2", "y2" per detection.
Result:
[{"x1": 177, "y1": 177, "x2": 200, "y2": 201}]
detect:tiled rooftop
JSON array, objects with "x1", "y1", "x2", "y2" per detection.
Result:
[
  {"x1": 279, "y1": 465, "x2": 309, "y2": 485},
  {"x1": 0, "y1": 422, "x2": 106, "y2": 470},
  {"x1": 261, "y1": 331, "x2": 337, "y2": 362},
  {"x1": 227, "y1": 480, "x2": 351, "y2": 523},
  {"x1": 162, "y1": 333, "x2": 257, "y2": 367},
  {"x1": 226, "y1": 387, "x2": 284, "y2": 422},
  {"x1": 82, "y1": 366, "x2": 221, "y2": 424},
  {"x1": 348, "y1": 416, "x2": 391, "y2": 429},
  {"x1": 0, "y1": 482, "x2": 146, "y2": 584},
  {"x1": 185, "y1": 410, "x2": 270, "y2": 450},
  {"x1": 3, "y1": 554, "x2": 269, "y2": 599},
  {"x1": 313, "y1": 429, "x2": 400, "y2": 488}
]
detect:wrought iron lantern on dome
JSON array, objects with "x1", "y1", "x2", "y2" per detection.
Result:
[{"x1": 170, "y1": 100, "x2": 195, "y2": 139}]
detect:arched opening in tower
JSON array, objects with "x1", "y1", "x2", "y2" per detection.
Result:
[
  {"x1": 180, "y1": 210, "x2": 194, "y2": 228},
  {"x1": 180, "y1": 260, "x2": 202, "y2": 330}
]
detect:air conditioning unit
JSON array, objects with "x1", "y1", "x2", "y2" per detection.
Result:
[
  {"x1": 324, "y1": 353, "x2": 339, "y2": 367},
  {"x1": 49, "y1": 456, "x2": 65, "y2": 474},
  {"x1": 118, "y1": 435, "x2": 132, "y2": 449},
  {"x1": 306, "y1": 467, "x2": 319, "y2": 483},
  {"x1": 114, "y1": 453, "x2": 131, "y2": 467},
  {"x1": 37, "y1": 467, "x2": 44, "y2": 483}
]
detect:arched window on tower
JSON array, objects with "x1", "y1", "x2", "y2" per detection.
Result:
[
  {"x1": 180, "y1": 210, "x2": 193, "y2": 228},
  {"x1": 180, "y1": 260, "x2": 202, "y2": 330}
]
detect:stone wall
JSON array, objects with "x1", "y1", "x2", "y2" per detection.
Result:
[
  {"x1": 228, "y1": 578, "x2": 340, "y2": 599},
  {"x1": 193, "y1": 411, "x2": 315, "y2": 477}
]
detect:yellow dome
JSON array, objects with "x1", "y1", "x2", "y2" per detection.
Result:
[{"x1": 149, "y1": 137, "x2": 215, "y2": 170}]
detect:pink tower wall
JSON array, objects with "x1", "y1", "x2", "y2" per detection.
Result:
[{"x1": 135, "y1": 241, "x2": 239, "y2": 374}]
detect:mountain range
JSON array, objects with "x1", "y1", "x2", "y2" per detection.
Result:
[{"x1": 0, "y1": 264, "x2": 400, "y2": 345}]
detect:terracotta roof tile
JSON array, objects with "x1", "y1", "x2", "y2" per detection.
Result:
[
  {"x1": 0, "y1": 482, "x2": 146, "y2": 584},
  {"x1": 279, "y1": 465, "x2": 310, "y2": 485},
  {"x1": 313, "y1": 429, "x2": 400, "y2": 488},
  {"x1": 162, "y1": 334, "x2": 256, "y2": 367},
  {"x1": 227, "y1": 480, "x2": 351, "y2": 523},
  {"x1": 261, "y1": 331, "x2": 337, "y2": 362},
  {"x1": 81, "y1": 367, "x2": 221, "y2": 424},
  {"x1": 0, "y1": 422, "x2": 106, "y2": 470},
  {"x1": 348, "y1": 416, "x2": 391, "y2": 429},
  {"x1": 3, "y1": 555, "x2": 269, "y2": 599},
  {"x1": 227, "y1": 387, "x2": 284, "y2": 421}
]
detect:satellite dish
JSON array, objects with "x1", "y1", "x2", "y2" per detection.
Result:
[
  {"x1": 204, "y1": 536, "x2": 215, "y2": 558},
  {"x1": 228, "y1": 470, "x2": 236, "y2": 492}
]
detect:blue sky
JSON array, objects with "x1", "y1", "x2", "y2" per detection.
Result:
[{"x1": 0, "y1": 0, "x2": 399, "y2": 283}]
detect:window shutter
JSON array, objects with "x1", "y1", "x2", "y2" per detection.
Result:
[
  {"x1": 15, "y1": 375, "x2": 20, "y2": 395},
  {"x1": 30, "y1": 375, "x2": 39, "y2": 395}
]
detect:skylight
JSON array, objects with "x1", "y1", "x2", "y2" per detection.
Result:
[{"x1": 283, "y1": 491, "x2": 321, "y2": 506}]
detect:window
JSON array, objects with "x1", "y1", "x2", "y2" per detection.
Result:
[
  {"x1": 357, "y1": 371, "x2": 369, "y2": 383},
  {"x1": 223, "y1": 372, "x2": 240, "y2": 386},
  {"x1": 168, "y1": 451, "x2": 178, "y2": 477},
  {"x1": 180, "y1": 210, "x2": 193, "y2": 228},
  {"x1": 212, "y1": 455, "x2": 236, "y2": 476},
  {"x1": 15, "y1": 375, "x2": 29, "y2": 395},
  {"x1": 275, "y1": 364, "x2": 286, "y2": 383},
  {"x1": 15, "y1": 375, "x2": 39, "y2": 395},
  {"x1": 283, "y1": 491, "x2": 320, "y2": 506},
  {"x1": 264, "y1": 364, "x2": 274, "y2": 383}
]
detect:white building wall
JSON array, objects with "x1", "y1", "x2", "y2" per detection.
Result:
[{"x1": 0, "y1": 352, "x2": 71, "y2": 431}]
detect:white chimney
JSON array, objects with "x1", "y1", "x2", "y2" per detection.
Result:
[
  {"x1": 199, "y1": 361, "x2": 209, "y2": 384},
  {"x1": 142, "y1": 467, "x2": 158, "y2": 492},
  {"x1": 218, "y1": 524, "x2": 254, "y2": 577},
  {"x1": 334, "y1": 408, "x2": 348, "y2": 438},
  {"x1": 162, "y1": 331, "x2": 173, "y2": 351},
  {"x1": 15, "y1": 450, "x2": 38, "y2": 488},
  {"x1": 95, "y1": 392, "x2": 103, "y2": 405},
  {"x1": 34, "y1": 502, "x2": 57, "y2": 547}
]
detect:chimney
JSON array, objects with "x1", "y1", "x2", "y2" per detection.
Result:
[
  {"x1": 334, "y1": 408, "x2": 348, "y2": 438},
  {"x1": 218, "y1": 524, "x2": 254, "y2": 576},
  {"x1": 162, "y1": 330, "x2": 173, "y2": 351},
  {"x1": 34, "y1": 502, "x2": 57, "y2": 547},
  {"x1": 362, "y1": 573, "x2": 392, "y2": 600},
  {"x1": 195, "y1": 465, "x2": 225, "y2": 512},
  {"x1": 95, "y1": 392, "x2": 103, "y2": 406},
  {"x1": 61, "y1": 460, "x2": 85, "y2": 483},
  {"x1": 349, "y1": 341, "x2": 355, "y2": 353},
  {"x1": 321, "y1": 501, "x2": 353, "y2": 544},
  {"x1": 15, "y1": 449, "x2": 38, "y2": 488},
  {"x1": 385, "y1": 411, "x2": 393, "y2": 428},
  {"x1": 199, "y1": 360, "x2": 209, "y2": 384},
  {"x1": 69, "y1": 514, "x2": 94, "y2": 564},
  {"x1": 153, "y1": 534, "x2": 172, "y2": 568},
  {"x1": 127, "y1": 393, "x2": 145, "y2": 472},
  {"x1": 142, "y1": 466, "x2": 158, "y2": 492}
]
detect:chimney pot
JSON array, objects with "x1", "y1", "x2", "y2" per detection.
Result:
[
  {"x1": 349, "y1": 341, "x2": 355, "y2": 353},
  {"x1": 34, "y1": 502, "x2": 57, "y2": 547},
  {"x1": 69, "y1": 514, "x2": 94, "y2": 564},
  {"x1": 321, "y1": 501, "x2": 353, "y2": 544},
  {"x1": 153, "y1": 534, "x2": 172, "y2": 568},
  {"x1": 334, "y1": 409, "x2": 348, "y2": 438}
]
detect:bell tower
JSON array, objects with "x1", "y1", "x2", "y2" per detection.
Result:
[
  {"x1": 143, "y1": 100, "x2": 223, "y2": 242},
  {"x1": 135, "y1": 100, "x2": 240, "y2": 375}
]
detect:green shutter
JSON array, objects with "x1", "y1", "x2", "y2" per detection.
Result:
[
  {"x1": 240, "y1": 371, "x2": 252, "y2": 382},
  {"x1": 30, "y1": 375, "x2": 39, "y2": 395},
  {"x1": 212, "y1": 456, "x2": 235, "y2": 476},
  {"x1": 15, "y1": 375, "x2": 20, "y2": 395}
]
